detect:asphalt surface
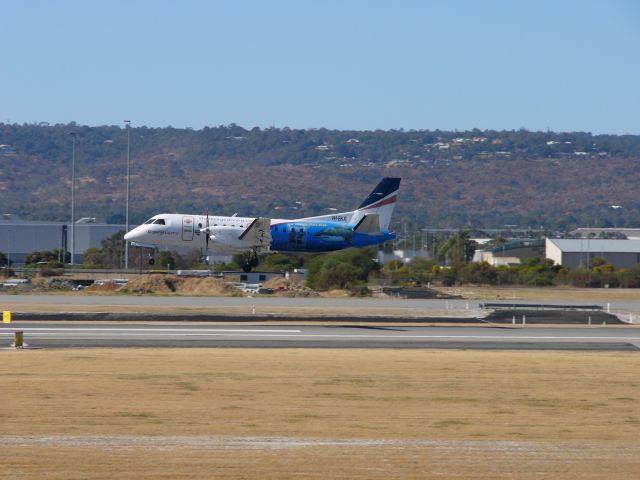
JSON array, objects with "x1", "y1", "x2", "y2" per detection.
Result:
[
  {"x1": 2, "y1": 323, "x2": 639, "y2": 350},
  {"x1": 4, "y1": 294, "x2": 640, "y2": 310},
  {"x1": 1, "y1": 294, "x2": 473, "y2": 309}
]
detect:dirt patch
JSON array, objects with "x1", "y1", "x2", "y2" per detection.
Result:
[
  {"x1": 320, "y1": 289, "x2": 352, "y2": 298},
  {"x1": 122, "y1": 275, "x2": 233, "y2": 295},
  {"x1": 262, "y1": 277, "x2": 288, "y2": 290},
  {"x1": 84, "y1": 283, "x2": 120, "y2": 293}
]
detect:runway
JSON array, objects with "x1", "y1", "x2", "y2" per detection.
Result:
[{"x1": 2, "y1": 323, "x2": 639, "y2": 350}]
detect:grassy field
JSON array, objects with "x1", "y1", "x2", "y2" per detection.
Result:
[
  {"x1": 1, "y1": 348, "x2": 639, "y2": 478},
  {"x1": 442, "y1": 285, "x2": 640, "y2": 302}
]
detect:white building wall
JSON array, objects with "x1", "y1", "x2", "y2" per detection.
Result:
[{"x1": 545, "y1": 238, "x2": 563, "y2": 266}]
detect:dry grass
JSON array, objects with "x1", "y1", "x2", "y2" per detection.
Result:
[
  {"x1": 1, "y1": 348, "x2": 640, "y2": 478},
  {"x1": 444, "y1": 285, "x2": 640, "y2": 302}
]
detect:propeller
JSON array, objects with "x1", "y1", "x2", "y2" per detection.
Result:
[{"x1": 205, "y1": 208, "x2": 210, "y2": 251}]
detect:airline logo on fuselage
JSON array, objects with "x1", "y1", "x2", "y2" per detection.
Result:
[{"x1": 147, "y1": 229, "x2": 179, "y2": 237}]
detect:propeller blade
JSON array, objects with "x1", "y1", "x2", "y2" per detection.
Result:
[{"x1": 205, "y1": 208, "x2": 210, "y2": 251}]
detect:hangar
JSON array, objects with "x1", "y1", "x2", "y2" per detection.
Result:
[
  {"x1": 545, "y1": 238, "x2": 640, "y2": 269},
  {"x1": 473, "y1": 239, "x2": 545, "y2": 266},
  {"x1": 0, "y1": 215, "x2": 123, "y2": 265}
]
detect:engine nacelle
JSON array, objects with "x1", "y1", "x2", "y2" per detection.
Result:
[{"x1": 207, "y1": 226, "x2": 256, "y2": 250}]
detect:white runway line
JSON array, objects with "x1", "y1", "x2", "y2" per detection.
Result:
[
  {"x1": 1, "y1": 328, "x2": 639, "y2": 341},
  {"x1": 0, "y1": 327, "x2": 300, "y2": 333}
]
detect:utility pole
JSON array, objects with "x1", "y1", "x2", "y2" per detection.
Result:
[
  {"x1": 124, "y1": 120, "x2": 131, "y2": 269},
  {"x1": 70, "y1": 131, "x2": 76, "y2": 265}
]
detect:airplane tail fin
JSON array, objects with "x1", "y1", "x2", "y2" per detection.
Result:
[{"x1": 351, "y1": 177, "x2": 400, "y2": 231}]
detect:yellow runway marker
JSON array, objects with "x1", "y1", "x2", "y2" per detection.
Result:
[{"x1": 2, "y1": 311, "x2": 11, "y2": 323}]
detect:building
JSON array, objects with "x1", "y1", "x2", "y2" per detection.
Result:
[
  {"x1": 474, "y1": 239, "x2": 545, "y2": 266},
  {"x1": 545, "y1": 238, "x2": 640, "y2": 269},
  {"x1": 222, "y1": 271, "x2": 285, "y2": 284},
  {"x1": 378, "y1": 249, "x2": 426, "y2": 264},
  {"x1": 0, "y1": 216, "x2": 124, "y2": 264},
  {"x1": 569, "y1": 228, "x2": 640, "y2": 240}
]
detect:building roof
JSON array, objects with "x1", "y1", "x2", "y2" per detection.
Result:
[
  {"x1": 547, "y1": 238, "x2": 640, "y2": 253},
  {"x1": 485, "y1": 239, "x2": 544, "y2": 253},
  {"x1": 569, "y1": 228, "x2": 640, "y2": 239}
]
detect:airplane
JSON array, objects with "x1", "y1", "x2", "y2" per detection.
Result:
[{"x1": 123, "y1": 177, "x2": 400, "y2": 272}]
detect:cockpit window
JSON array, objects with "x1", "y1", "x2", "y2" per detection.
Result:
[
  {"x1": 143, "y1": 219, "x2": 155, "y2": 225},
  {"x1": 153, "y1": 218, "x2": 166, "y2": 225}
]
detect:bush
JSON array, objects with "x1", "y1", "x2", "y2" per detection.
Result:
[
  {"x1": 39, "y1": 267, "x2": 64, "y2": 277},
  {"x1": 350, "y1": 282, "x2": 370, "y2": 297},
  {"x1": 262, "y1": 253, "x2": 301, "y2": 272},
  {"x1": 307, "y1": 248, "x2": 379, "y2": 290}
]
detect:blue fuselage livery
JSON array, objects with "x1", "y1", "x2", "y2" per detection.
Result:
[
  {"x1": 270, "y1": 221, "x2": 395, "y2": 252},
  {"x1": 124, "y1": 177, "x2": 401, "y2": 271}
]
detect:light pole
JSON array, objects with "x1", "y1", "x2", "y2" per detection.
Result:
[
  {"x1": 124, "y1": 120, "x2": 131, "y2": 269},
  {"x1": 70, "y1": 131, "x2": 76, "y2": 265},
  {"x1": 6, "y1": 229, "x2": 10, "y2": 268}
]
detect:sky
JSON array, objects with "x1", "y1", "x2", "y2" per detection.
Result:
[{"x1": 2, "y1": 0, "x2": 640, "y2": 134}]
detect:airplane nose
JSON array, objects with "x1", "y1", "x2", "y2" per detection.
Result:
[{"x1": 124, "y1": 230, "x2": 135, "y2": 241}]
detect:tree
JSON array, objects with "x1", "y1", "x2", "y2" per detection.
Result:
[
  {"x1": 0, "y1": 252, "x2": 8, "y2": 267},
  {"x1": 155, "y1": 251, "x2": 176, "y2": 270},
  {"x1": 173, "y1": 248, "x2": 206, "y2": 269},
  {"x1": 459, "y1": 261, "x2": 498, "y2": 285},
  {"x1": 262, "y1": 253, "x2": 301, "y2": 272},
  {"x1": 517, "y1": 257, "x2": 561, "y2": 286},
  {"x1": 25, "y1": 249, "x2": 69, "y2": 266},
  {"x1": 83, "y1": 231, "x2": 125, "y2": 268},
  {"x1": 307, "y1": 248, "x2": 379, "y2": 291},
  {"x1": 437, "y1": 231, "x2": 476, "y2": 268}
]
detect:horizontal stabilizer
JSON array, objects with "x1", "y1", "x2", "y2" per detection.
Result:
[
  {"x1": 353, "y1": 214, "x2": 380, "y2": 235},
  {"x1": 239, "y1": 217, "x2": 272, "y2": 250}
]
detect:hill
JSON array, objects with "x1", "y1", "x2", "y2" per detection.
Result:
[{"x1": 1, "y1": 123, "x2": 640, "y2": 231}]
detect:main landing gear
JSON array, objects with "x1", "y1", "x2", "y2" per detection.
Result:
[{"x1": 242, "y1": 250, "x2": 260, "y2": 273}]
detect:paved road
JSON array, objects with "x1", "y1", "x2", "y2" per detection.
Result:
[
  {"x1": 0, "y1": 294, "x2": 474, "y2": 309},
  {"x1": 3, "y1": 294, "x2": 639, "y2": 309},
  {"x1": 2, "y1": 323, "x2": 639, "y2": 350}
]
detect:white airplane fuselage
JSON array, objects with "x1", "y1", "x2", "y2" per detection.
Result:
[{"x1": 123, "y1": 177, "x2": 401, "y2": 258}]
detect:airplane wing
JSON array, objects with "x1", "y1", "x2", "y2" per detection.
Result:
[
  {"x1": 238, "y1": 217, "x2": 272, "y2": 251},
  {"x1": 353, "y1": 214, "x2": 380, "y2": 235}
]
